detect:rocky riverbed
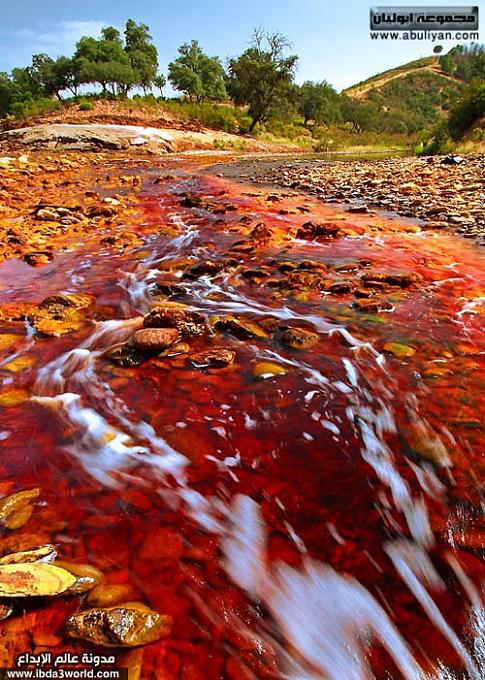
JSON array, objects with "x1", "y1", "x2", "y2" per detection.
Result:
[
  {"x1": 0, "y1": 150, "x2": 484, "y2": 678},
  {"x1": 239, "y1": 154, "x2": 485, "y2": 243}
]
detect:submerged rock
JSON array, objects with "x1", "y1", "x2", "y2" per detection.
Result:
[
  {"x1": 87, "y1": 583, "x2": 135, "y2": 607},
  {"x1": 189, "y1": 348, "x2": 236, "y2": 368},
  {"x1": 28, "y1": 294, "x2": 94, "y2": 336},
  {"x1": 55, "y1": 561, "x2": 104, "y2": 595},
  {"x1": 326, "y1": 280, "x2": 354, "y2": 294},
  {"x1": 24, "y1": 251, "x2": 53, "y2": 267},
  {"x1": 66, "y1": 602, "x2": 173, "y2": 647},
  {"x1": 353, "y1": 299, "x2": 393, "y2": 313},
  {"x1": 213, "y1": 317, "x2": 268, "y2": 340},
  {"x1": 181, "y1": 192, "x2": 208, "y2": 209},
  {"x1": 144, "y1": 305, "x2": 207, "y2": 337},
  {"x1": 108, "y1": 345, "x2": 145, "y2": 368},
  {"x1": 383, "y1": 342, "x2": 415, "y2": 358},
  {"x1": 0, "y1": 489, "x2": 40, "y2": 530},
  {"x1": 0, "y1": 603, "x2": 13, "y2": 621},
  {"x1": 275, "y1": 326, "x2": 320, "y2": 349},
  {"x1": 283, "y1": 271, "x2": 326, "y2": 292},
  {"x1": 250, "y1": 222, "x2": 273, "y2": 244},
  {"x1": 296, "y1": 221, "x2": 340, "y2": 239},
  {"x1": 361, "y1": 272, "x2": 419, "y2": 288},
  {"x1": 149, "y1": 281, "x2": 184, "y2": 298},
  {"x1": 132, "y1": 328, "x2": 179, "y2": 353},
  {"x1": 184, "y1": 260, "x2": 224, "y2": 279},
  {"x1": 251, "y1": 361, "x2": 288, "y2": 378},
  {"x1": 0, "y1": 545, "x2": 57, "y2": 565},
  {"x1": 0, "y1": 563, "x2": 76, "y2": 597}
]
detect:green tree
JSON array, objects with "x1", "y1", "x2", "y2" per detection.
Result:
[
  {"x1": 153, "y1": 73, "x2": 166, "y2": 97},
  {"x1": 227, "y1": 29, "x2": 298, "y2": 132},
  {"x1": 27, "y1": 54, "x2": 79, "y2": 99},
  {"x1": 448, "y1": 83, "x2": 485, "y2": 137},
  {"x1": 11, "y1": 66, "x2": 40, "y2": 97},
  {"x1": 124, "y1": 20, "x2": 158, "y2": 92},
  {"x1": 0, "y1": 72, "x2": 19, "y2": 117},
  {"x1": 51, "y1": 56, "x2": 80, "y2": 97},
  {"x1": 298, "y1": 81, "x2": 341, "y2": 125},
  {"x1": 74, "y1": 30, "x2": 133, "y2": 95},
  {"x1": 168, "y1": 40, "x2": 227, "y2": 102},
  {"x1": 439, "y1": 44, "x2": 485, "y2": 83}
]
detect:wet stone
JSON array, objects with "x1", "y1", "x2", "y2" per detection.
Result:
[
  {"x1": 87, "y1": 583, "x2": 135, "y2": 607},
  {"x1": 35, "y1": 208, "x2": 59, "y2": 222},
  {"x1": 297, "y1": 259, "x2": 327, "y2": 271},
  {"x1": 189, "y1": 348, "x2": 236, "y2": 368},
  {"x1": 0, "y1": 563, "x2": 76, "y2": 597},
  {"x1": 0, "y1": 604, "x2": 13, "y2": 621},
  {"x1": 108, "y1": 345, "x2": 145, "y2": 368},
  {"x1": 213, "y1": 317, "x2": 268, "y2": 340},
  {"x1": 277, "y1": 261, "x2": 298, "y2": 273},
  {"x1": 28, "y1": 294, "x2": 94, "y2": 337},
  {"x1": 0, "y1": 545, "x2": 57, "y2": 565},
  {"x1": 55, "y1": 561, "x2": 104, "y2": 595},
  {"x1": 250, "y1": 223, "x2": 273, "y2": 244},
  {"x1": 240, "y1": 268, "x2": 269, "y2": 281},
  {"x1": 296, "y1": 221, "x2": 341, "y2": 240},
  {"x1": 383, "y1": 342, "x2": 416, "y2": 358},
  {"x1": 132, "y1": 328, "x2": 179, "y2": 354},
  {"x1": 181, "y1": 192, "x2": 207, "y2": 209},
  {"x1": 0, "y1": 489, "x2": 40, "y2": 530},
  {"x1": 353, "y1": 299, "x2": 393, "y2": 313},
  {"x1": 283, "y1": 272, "x2": 326, "y2": 291},
  {"x1": 251, "y1": 361, "x2": 288, "y2": 378},
  {"x1": 184, "y1": 261, "x2": 224, "y2": 279},
  {"x1": 144, "y1": 305, "x2": 207, "y2": 338},
  {"x1": 326, "y1": 281, "x2": 354, "y2": 294},
  {"x1": 275, "y1": 326, "x2": 320, "y2": 349},
  {"x1": 361, "y1": 272, "x2": 419, "y2": 288},
  {"x1": 66, "y1": 602, "x2": 173, "y2": 648},
  {"x1": 24, "y1": 252, "x2": 53, "y2": 267}
]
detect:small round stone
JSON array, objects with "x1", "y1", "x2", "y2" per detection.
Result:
[{"x1": 132, "y1": 328, "x2": 179, "y2": 353}]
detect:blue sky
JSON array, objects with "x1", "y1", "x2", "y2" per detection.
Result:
[{"x1": 0, "y1": 0, "x2": 482, "y2": 91}]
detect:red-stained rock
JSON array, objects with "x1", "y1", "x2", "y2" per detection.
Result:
[
  {"x1": 144, "y1": 305, "x2": 207, "y2": 337},
  {"x1": 132, "y1": 327, "x2": 179, "y2": 353},
  {"x1": 140, "y1": 528, "x2": 185, "y2": 562},
  {"x1": 189, "y1": 348, "x2": 236, "y2": 368}
]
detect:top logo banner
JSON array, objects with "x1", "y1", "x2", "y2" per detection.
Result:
[{"x1": 370, "y1": 6, "x2": 479, "y2": 30}]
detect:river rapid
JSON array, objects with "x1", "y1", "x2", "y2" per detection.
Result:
[{"x1": 0, "y1": 157, "x2": 484, "y2": 679}]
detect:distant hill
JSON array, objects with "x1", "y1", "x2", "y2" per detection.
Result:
[{"x1": 343, "y1": 56, "x2": 465, "y2": 132}]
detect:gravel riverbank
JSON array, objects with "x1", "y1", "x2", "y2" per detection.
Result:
[{"x1": 238, "y1": 154, "x2": 485, "y2": 243}]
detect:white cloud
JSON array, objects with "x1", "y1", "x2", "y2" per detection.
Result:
[{"x1": 0, "y1": 20, "x2": 108, "y2": 70}]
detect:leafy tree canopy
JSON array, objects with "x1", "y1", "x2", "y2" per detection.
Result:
[
  {"x1": 228, "y1": 29, "x2": 298, "y2": 132},
  {"x1": 168, "y1": 40, "x2": 227, "y2": 102},
  {"x1": 298, "y1": 81, "x2": 341, "y2": 125}
]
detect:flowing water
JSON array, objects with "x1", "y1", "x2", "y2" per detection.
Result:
[{"x1": 0, "y1": 158, "x2": 484, "y2": 679}]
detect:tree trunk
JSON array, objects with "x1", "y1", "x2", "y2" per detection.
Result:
[{"x1": 248, "y1": 115, "x2": 261, "y2": 133}]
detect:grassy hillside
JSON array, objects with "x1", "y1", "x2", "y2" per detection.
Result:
[
  {"x1": 343, "y1": 57, "x2": 465, "y2": 133},
  {"x1": 344, "y1": 56, "x2": 438, "y2": 97}
]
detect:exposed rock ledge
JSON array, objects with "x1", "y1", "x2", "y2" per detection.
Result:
[{"x1": 0, "y1": 124, "x2": 174, "y2": 152}]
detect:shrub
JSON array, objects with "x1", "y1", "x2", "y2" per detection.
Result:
[
  {"x1": 79, "y1": 100, "x2": 94, "y2": 111},
  {"x1": 448, "y1": 84, "x2": 485, "y2": 138},
  {"x1": 10, "y1": 97, "x2": 62, "y2": 119},
  {"x1": 263, "y1": 118, "x2": 308, "y2": 140},
  {"x1": 161, "y1": 100, "x2": 243, "y2": 132},
  {"x1": 416, "y1": 122, "x2": 453, "y2": 155}
]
